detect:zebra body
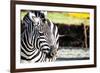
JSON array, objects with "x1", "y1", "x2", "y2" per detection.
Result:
[{"x1": 21, "y1": 11, "x2": 59, "y2": 63}]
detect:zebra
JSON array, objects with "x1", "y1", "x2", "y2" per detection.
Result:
[{"x1": 21, "y1": 11, "x2": 59, "y2": 63}]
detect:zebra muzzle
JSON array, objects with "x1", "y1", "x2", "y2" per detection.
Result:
[
  {"x1": 50, "y1": 49, "x2": 57, "y2": 57},
  {"x1": 49, "y1": 46, "x2": 57, "y2": 57}
]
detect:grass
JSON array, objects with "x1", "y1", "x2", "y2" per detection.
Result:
[
  {"x1": 20, "y1": 11, "x2": 90, "y2": 26},
  {"x1": 47, "y1": 12, "x2": 90, "y2": 25}
]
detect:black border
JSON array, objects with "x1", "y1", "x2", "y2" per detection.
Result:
[{"x1": 10, "y1": 1, "x2": 97, "y2": 73}]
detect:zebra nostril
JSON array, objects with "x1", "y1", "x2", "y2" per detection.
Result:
[
  {"x1": 50, "y1": 52, "x2": 54, "y2": 56},
  {"x1": 50, "y1": 52, "x2": 57, "y2": 58},
  {"x1": 50, "y1": 49, "x2": 57, "y2": 57}
]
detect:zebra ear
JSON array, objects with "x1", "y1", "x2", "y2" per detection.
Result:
[{"x1": 28, "y1": 11, "x2": 36, "y2": 21}]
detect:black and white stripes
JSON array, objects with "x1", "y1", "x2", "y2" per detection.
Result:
[{"x1": 21, "y1": 11, "x2": 59, "y2": 63}]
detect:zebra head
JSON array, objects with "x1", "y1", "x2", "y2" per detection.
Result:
[{"x1": 46, "y1": 20, "x2": 59, "y2": 59}]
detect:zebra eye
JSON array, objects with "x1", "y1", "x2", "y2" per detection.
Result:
[{"x1": 32, "y1": 16, "x2": 36, "y2": 19}]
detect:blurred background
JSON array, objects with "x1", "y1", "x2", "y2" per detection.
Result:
[{"x1": 48, "y1": 11, "x2": 90, "y2": 48}]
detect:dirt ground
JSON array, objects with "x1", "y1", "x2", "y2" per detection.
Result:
[{"x1": 56, "y1": 47, "x2": 89, "y2": 61}]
